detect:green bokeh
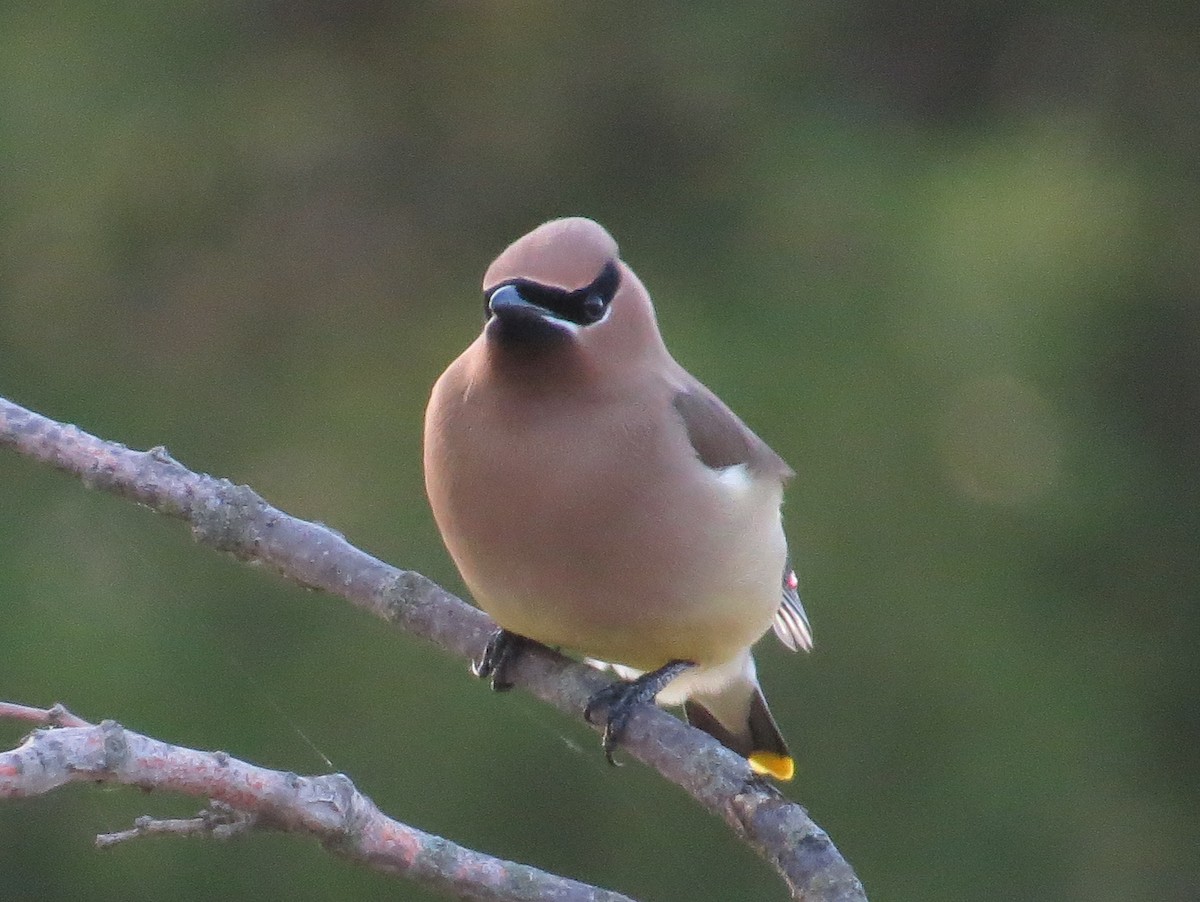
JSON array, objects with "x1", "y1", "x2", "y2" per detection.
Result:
[{"x1": 2, "y1": 4, "x2": 1197, "y2": 900}]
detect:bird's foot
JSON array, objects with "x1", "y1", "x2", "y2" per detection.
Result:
[
  {"x1": 471, "y1": 629, "x2": 530, "y2": 692},
  {"x1": 742, "y1": 772, "x2": 784, "y2": 798},
  {"x1": 584, "y1": 660, "x2": 694, "y2": 766}
]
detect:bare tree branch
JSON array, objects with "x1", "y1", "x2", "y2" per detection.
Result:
[
  {"x1": 94, "y1": 802, "x2": 256, "y2": 848},
  {"x1": 0, "y1": 394, "x2": 867, "y2": 901},
  {"x1": 0, "y1": 701, "x2": 91, "y2": 729},
  {"x1": 0, "y1": 704, "x2": 635, "y2": 902}
]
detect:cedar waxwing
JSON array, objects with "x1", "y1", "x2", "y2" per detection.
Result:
[{"x1": 423, "y1": 217, "x2": 812, "y2": 780}]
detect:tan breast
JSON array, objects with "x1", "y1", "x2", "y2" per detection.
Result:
[{"x1": 424, "y1": 343, "x2": 786, "y2": 670}]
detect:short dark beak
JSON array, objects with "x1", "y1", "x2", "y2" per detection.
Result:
[{"x1": 487, "y1": 284, "x2": 544, "y2": 319}]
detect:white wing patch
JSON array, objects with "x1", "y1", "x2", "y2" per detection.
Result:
[{"x1": 714, "y1": 462, "x2": 753, "y2": 494}]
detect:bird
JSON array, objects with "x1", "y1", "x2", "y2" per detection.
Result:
[{"x1": 423, "y1": 217, "x2": 812, "y2": 780}]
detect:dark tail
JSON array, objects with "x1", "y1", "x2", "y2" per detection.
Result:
[{"x1": 685, "y1": 677, "x2": 793, "y2": 781}]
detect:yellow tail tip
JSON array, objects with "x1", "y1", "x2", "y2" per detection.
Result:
[{"x1": 748, "y1": 752, "x2": 794, "y2": 781}]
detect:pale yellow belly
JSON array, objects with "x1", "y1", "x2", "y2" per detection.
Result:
[{"x1": 447, "y1": 473, "x2": 785, "y2": 670}]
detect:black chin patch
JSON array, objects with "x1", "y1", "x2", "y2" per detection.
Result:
[{"x1": 484, "y1": 306, "x2": 573, "y2": 347}]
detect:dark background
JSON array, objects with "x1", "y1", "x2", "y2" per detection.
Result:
[{"x1": 1, "y1": 4, "x2": 1197, "y2": 900}]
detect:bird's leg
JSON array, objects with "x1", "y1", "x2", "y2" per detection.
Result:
[
  {"x1": 471, "y1": 628, "x2": 530, "y2": 692},
  {"x1": 584, "y1": 660, "x2": 694, "y2": 766}
]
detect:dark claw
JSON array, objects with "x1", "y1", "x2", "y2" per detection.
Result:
[
  {"x1": 583, "y1": 660, "x2": 693, "y2": 767},
  {"x1": 583, "y1": 683, "x2": 633, "y2": 766},
  {"x1": 743, "y1": 773, "x2": 784, "y2": 799},
  {"x1": 471, "y1": 629, "x2": 528, "y2": 692}
]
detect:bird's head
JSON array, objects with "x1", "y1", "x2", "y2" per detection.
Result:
[{"x1": 479, "y1": 218, "x2": 667, "y2": 376}]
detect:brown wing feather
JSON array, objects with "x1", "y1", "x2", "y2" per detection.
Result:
[
  {"x1": 672, "y1": 385, "x2": 793, "y2": 479},
  {"x1": 773, "y1": 560, "x2": 814, "y2": 652}
]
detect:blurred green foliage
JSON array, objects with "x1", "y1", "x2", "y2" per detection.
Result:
[{"x1": 2, "y1": 3, "x2": 1197, "y2": 900}]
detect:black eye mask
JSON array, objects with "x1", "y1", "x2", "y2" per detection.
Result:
[{"x1": 484, "y1": 260, "x2": 621, "y2": 327}]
